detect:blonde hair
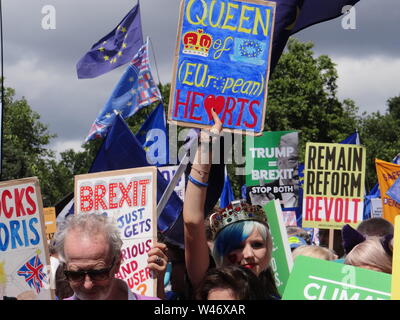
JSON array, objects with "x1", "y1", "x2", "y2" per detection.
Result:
[
  {"x1": 292, "y1": 245, "x2": 338, "y2": 262},
  {"x1": 344, "y1": 237, "x2": 392, "y2": 274}
]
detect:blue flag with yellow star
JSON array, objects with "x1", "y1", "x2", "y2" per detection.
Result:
[
  {"x1": 76, "y1": 2, "x2": 143, "y2": 79},
  {"x1": 86, "y1": 39, "x2": 162, "y2": 141},
  {"x1": 136, "y1": 103, "x2": 169, "y2": 166}
]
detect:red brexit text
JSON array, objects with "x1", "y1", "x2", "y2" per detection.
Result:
[
  {"x1": 79, "y1": 179, "x2": 150, "y2": 212},
  {"x1": 304, "y1": 196, "x2": 362, "y2": 224},
  {"x1": 0, "y1": 186, "x2": 37, "y2": 219}
]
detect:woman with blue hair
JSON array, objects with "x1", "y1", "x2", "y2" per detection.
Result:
[{"x1": 183, "y1": 109, "x2": 279, "y2": 299}]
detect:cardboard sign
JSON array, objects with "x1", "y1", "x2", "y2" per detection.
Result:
[
  {"x1": 264, "y1": 200, "x2": 293, "y2": 296},
  {"x1": 0, "y1": 177, "x2": 53, "y2": 300},
  {"x1": 302, "y1": 143, "x2": 366, "y2": 229},
  {"x1": 246, "y1": 131, "x2": 299, "y2": 209},
  {"x1": 75, "y1": 167, "x2": 158, "y2": 297},
  {"x1": 43, "y1": 207, "x2": 57, "y2": 242},
  {"x1": 283, "y1": 256, "x2": 391, "y2": 300},
  {"x1": 158, "y1": 165, "x2": 185, "y2": 201},
  {"x1": 391, "y1": 215, "x2": 400, "y2": 300},
  {"x1": 168, "y1": 0, "x2": 276, "y2": 135},
  {"x1": 375, "y1": 159, "x2": 400, "y2": 224}
]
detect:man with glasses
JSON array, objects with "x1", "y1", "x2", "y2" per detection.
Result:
[{"x1": 54, "y1": 213, "x2": 167, "y2": 300}]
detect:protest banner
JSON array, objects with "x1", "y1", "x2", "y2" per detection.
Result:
[
  {"x1": 263, "y1": 200, "x2": 293, "y2": 296},
  {"x1": 302, "y1": 143, "x2": 366, "y2": 229},
  {"x1": 246, "y1": 131, "x2": 299, "y2": 225},
  {"x1": 168, "y1": 0, "x2": 276, "y2": 135},
  {"x1": 283, "y1": 256, "x2": 391, "y2": 300},
  {"x1": 0, "y1": 177, "x2": 53, "y2": 300},
  {"x1": 43, "y1": 207, "x2": 57, "y2": 242},
  {"x1": 158, "y1": 165, "x2": 185, "y2": 201},
  {"x1": 74, "y1": 167, "x2": 158, "y2": 297},
  {"x1": 375, "y1": 159, "x2": 400, "y2": 224},
  {"x1": 391, "y1": 215, "x2": 400, "y2": 300}
]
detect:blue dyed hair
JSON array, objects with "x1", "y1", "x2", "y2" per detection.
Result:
[{"x1": 211, "y1": 221, "x2": 269, "y2": 267}]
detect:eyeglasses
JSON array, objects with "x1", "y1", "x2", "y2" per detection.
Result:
[{"x1": 64, "y1": 257, "x2": 116, "y2": 283}]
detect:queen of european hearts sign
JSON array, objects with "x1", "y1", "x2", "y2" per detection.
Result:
[{"x1": 168, "y1": 0, "x2": 276, "y2": 135}]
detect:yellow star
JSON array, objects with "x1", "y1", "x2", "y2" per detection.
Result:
[
  {"x1": 104, "y1": 55, "x2": 110, "y2": 61},
  {"x1": 98, "y1": 47, "x2": 105, "y2": 52},
  {"x1": 103, "y1": 41, "x2": 107, "y2": 45},
  {"x1": 121, "y1": 27, "x2": 127, "y2": 33},
  {"x1": 122, "y1": 43, "x2": 127, "y2": 49},
  {"x1": 118, "y1": 51, "x2": 123, "y2": 56}
]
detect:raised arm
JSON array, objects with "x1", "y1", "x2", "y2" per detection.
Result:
[{"x1": 183, "y1": 109, "x2": 222, "y2": 290}]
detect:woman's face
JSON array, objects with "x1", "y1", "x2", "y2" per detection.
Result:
[{"x1": 223, "y1": 227, "x2": 271, "y2": 276}]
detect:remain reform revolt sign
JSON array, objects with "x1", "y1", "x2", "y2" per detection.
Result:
[{"x1": 302, "y1": 143, "x2": 366, "y2": 229}]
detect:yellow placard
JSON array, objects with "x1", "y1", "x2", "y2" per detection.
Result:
[
  {"x1": 43, "y1": 207, "x2": 57, "y2": 240},
  {"x1": 391, "y1": 216, "x2": 400, "y2": 299},
  {"x1": 375, "y1": 159, "x2": 400, "y2": 224},
  {"x1": 302, "y1": 142, "x2": 366, "y2": 229}
]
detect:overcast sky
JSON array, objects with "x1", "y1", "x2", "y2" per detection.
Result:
[{"x1": 3, "y1": 0, "x2": 400, "y2": 156}]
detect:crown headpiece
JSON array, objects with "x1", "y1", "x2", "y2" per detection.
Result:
[
  {"x1": 183, "y1": 29, "x2": 213, "y2": 57},
  {"x1": 209, "y1": 200, "x2": 268, "y2": 238}
]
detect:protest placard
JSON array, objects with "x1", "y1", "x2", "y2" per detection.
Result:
[
  {"x1": 391, "y1": 215, "x2": 400, "y2": 300},
  {"x1": 158, "y1": 165, "x2": 185, "y2": 201},
  {"x1": 263, "y1": 200, "x2": 293, "y2": 296},
  {"x1": 246, "y1": 131, "x2": 299, "y2": 225},
  {"x1": 168, "y1": 0, "x2": 276, "y2": 135},
  {"x1": 302, "y1": 143, "x2": 366, "y2": 229},
  {"x1": 0, "y1": 177, "x2": 53, "y2": 300},
  {"x1": 43, "y1": 207, "x2": 57, "y2": 242},
  {"x1": 74, "y1": 167, "x2": 158, "y2": 297},
  {"x1": 283, "y1": 256, "x2": 391, "y2": 300},
  {"x1": 375, "y1": 159, "x2": 400, "y2": 224}
]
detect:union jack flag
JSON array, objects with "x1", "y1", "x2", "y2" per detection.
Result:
[{"x1": 17, "y1": 254, "x2": 48, "y2": 294}]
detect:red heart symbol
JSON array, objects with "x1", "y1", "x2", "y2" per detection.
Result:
[{"x1": 204, "y1": 95, "x2": 225, "y2": 120}]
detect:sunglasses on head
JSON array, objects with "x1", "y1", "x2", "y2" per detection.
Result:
[{"x1": 64, "y1": 257, "x2": 116, "y2": 282}]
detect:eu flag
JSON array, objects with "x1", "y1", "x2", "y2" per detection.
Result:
[
  {"x1": 136, "y1": 103, "x2": 169, "y2": 166},
  {"x1": 86, "y1": 39, "x2": 162, "y2": 141},
  {"x1": 270, "y1": 0, "x2": 360, "y2": 73},
  {"x1": 76, "y1": 3, "x2": 143, "y2": 79}
]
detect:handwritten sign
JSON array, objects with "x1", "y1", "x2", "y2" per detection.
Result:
[
  {"x1": 74, "y1": 167, "x2": 158, "y2": 297},
  {"x1": 0, "y1": 177, "x2": 53, "y2": 300},
  {"x1": 375, "y1": 159, "x2": 400, "y2": 224},
  {"x1": 302, "y1": 143, "x2": 366, "y2": 229},
  {"x1": 283, "y1": 256, "x2": 391, "y2": 300},
  {"x1": 168, "y1": 0, "x2": 276, "y2": 135}
]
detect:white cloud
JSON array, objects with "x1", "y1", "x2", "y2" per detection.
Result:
[
  {"x1": 51, "y1": 139, "x2": 84, "y2": 161},
  {"x1": 334, "y1": 55, "x2": 400, "y2": 114}
]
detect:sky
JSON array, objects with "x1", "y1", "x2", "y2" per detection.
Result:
[{"x1": 3, "y1": 0, "x2": 400, "y2": 157}]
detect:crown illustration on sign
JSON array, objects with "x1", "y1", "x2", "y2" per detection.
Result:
[
  {"x1": 209, "y1": 200, "x2": 268, "y2": 238},
  {"x1": 183, "y1": 29, "x2": 213, "y2": 57}
]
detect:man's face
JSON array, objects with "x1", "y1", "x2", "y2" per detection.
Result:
[
  {"x1": 278, "y1": 134, "x2": 299, "y2": 185},
  {"x1": 64, "y1": 230, "x2": 120, "y2": 300}
]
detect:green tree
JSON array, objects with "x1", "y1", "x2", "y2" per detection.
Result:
[
  {"x1": 2, "y1": 86, "x2": 55, "y2": 181},
  {"x1": 359, "y1": 95, "x2": 400, "y2": 190}
]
